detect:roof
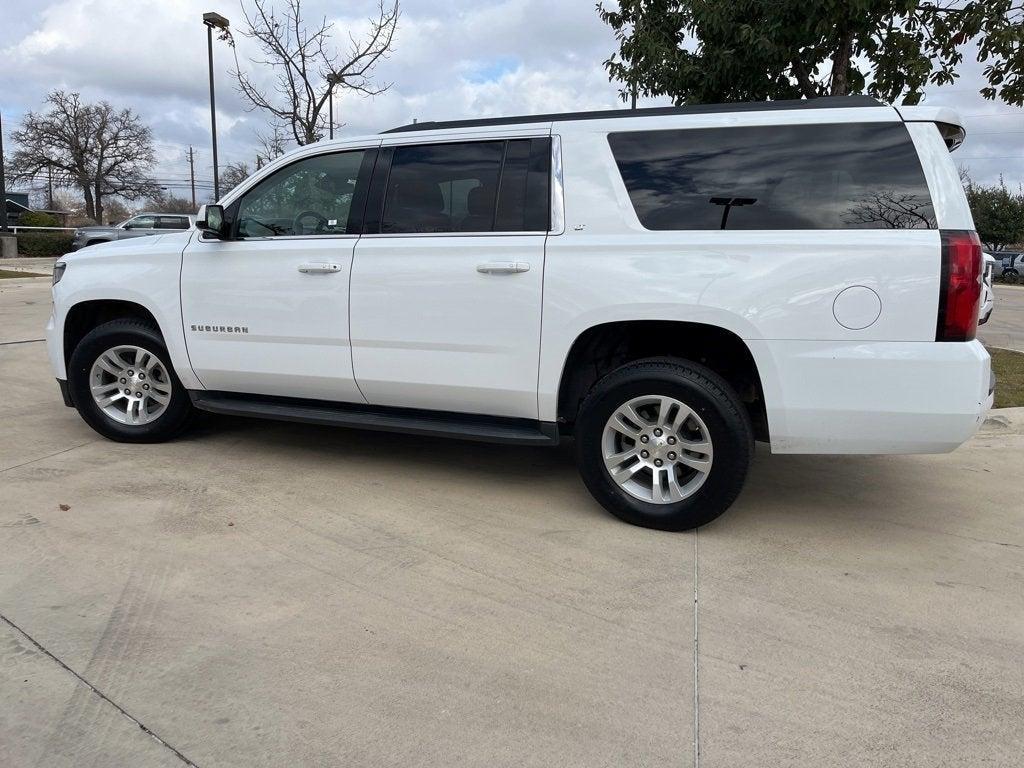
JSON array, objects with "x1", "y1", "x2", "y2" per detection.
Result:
[{"x1": 383, "y1": 95, "x2": 884, "y2": 134}]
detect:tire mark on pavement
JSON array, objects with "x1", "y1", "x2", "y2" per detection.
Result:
[
  {"x1": 0, "y1": 610, "x2": 199, "y2": 767},
  {"x1": 25, "y1": 555, "x2": 196, "y2": 768}
]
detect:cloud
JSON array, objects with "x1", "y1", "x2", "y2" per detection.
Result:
[{"x1": 2, "y1": 0, "x2": 1021, "y2": 198}]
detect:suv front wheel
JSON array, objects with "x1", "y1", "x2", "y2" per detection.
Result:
[
  {"x1": 575, "y1": 359, "x2": 753, "y2": 531},
  {"x1": 68, "y1": 319, "x2": 195, "y2": 443}
]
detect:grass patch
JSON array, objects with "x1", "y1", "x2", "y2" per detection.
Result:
[
  {"x1": 0, "y1": 269, "x2": 47, "y2": 279},
  {"x1": 989, "y1": 347, "x2": 1024, "y2": 408}
]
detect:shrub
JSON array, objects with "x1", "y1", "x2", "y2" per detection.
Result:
[
  {"x1": 16, "y1": 231, "x2": 75, "y2": 258},
  {"x1": 18, "y1": 211, "x2": 61, "y2": 228}
]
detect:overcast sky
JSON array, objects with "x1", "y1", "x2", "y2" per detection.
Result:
[{"x1": 3, "y1": 0, "x2": 1022, "y2": 204}]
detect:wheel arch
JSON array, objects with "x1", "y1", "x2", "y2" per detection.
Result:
[
  {"x1": 555, "y1": 320, "x2": 770, "y2": 442},
  {"x1": 63, "y1": 299, "x2": 163, "y2": 368}
]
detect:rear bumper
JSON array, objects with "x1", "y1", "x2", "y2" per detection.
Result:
[{"x1": 751, "y1": 339, "x2": 993, "y2": 454}]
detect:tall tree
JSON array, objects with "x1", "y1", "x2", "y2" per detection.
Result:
[
  {"x1": 598, "y1": 1, "x2": 1024, "y2": 106},
  {"x1": 966, "y1": 177, "x2": 1024, "y2": 251},
  {"x1": 231, "y1": 0, "x2": 400, "y2": 146},
  {"x1": 9, "y1": 91, "x2": 158, "y2": 223}
]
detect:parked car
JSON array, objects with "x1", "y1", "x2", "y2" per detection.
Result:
[
  {"x1": 70, "y1": 213, "x2": 195, "y2": 251},
  {"x1": 997, "y1": 251, "x2": 1022, "y2": 277},
  {"x1": 980, "y1": 252, "x2": 996, "y2": 325},
  {"x1": 47, "y1": 95, "x2": 992, "y2": 531}
]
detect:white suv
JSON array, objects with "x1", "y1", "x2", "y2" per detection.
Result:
[{"x1": 46, "y1": 95, "x2": 993, "y2": 530}]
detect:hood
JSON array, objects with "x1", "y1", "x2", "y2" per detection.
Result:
[{"x1": 63, "y1": 233, "x2": 173, "y2": 259}]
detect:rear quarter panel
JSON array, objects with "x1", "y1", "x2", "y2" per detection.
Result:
[{"x1": 539, "y1": 108, "x2": 948, "y2": 444}]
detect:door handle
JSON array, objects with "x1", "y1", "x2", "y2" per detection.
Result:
[
  {"x1": 476, "y1": 261, "x2": 530, "y2": 275},
  {"x1": 297, "y1": 262, "x2": 342, "y2": 274}
]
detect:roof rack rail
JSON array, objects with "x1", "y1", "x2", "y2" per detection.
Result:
[{"x1": 383, "y1": 95, "x2": 884, "y2": 134}]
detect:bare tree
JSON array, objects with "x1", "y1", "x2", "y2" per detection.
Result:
[
  {"x1": 845, "y1": 191, "x2": 935, "y2": 230},
  {"x1": 231, "y1": 0, "x2": 399, "y2": 146},
  {"x1": 221, "y1": 161, "x2": 252, "y2": 194},
  {"x1": 255, "y1": 124, "x2": 288, "y2": 168},
  {"x1": 102, "y1": 197, "x2": 134, "y2": 225},
  {"x1": 9, "y1": 91, "x2": 158, "y2": 223},
  {"x1": 143, "y1": 190, "x2": 197, "y2": 215}
]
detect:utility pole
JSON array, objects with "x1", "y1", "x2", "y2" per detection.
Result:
[
  {"x1": 187, "y1": 146, "x2": 197, "y2": 208},
  {"x1": 0, "y1": 110, "x2": 8, "y2": 233},
  {"x1": 47, "y1": 164, "x2": 54, "y2": 210}
]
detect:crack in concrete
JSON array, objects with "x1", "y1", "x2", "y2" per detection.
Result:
[
  {"x1": 0, "y1": 338, "x2": 46, "y2": 346},
  {"x1": 0, "y1": 441, "x2": 96, "y2": 474},
  {"x1": 693, "y1": 528, "x2": 700, "y2": 768},
  {"x1": 0, "y1": 613, "x2": 201, "y2": 768}
]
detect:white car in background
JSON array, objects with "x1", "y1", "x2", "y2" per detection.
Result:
[{"x1": 980, "y1": 252, "x2": 995, "y2": 325}]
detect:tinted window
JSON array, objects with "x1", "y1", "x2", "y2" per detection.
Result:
[
  {"x1": 495, "y1": 138, "x2": 551, "y2": 231},
  {"x1": 608, "y1": 123, "x2": 935, "y2": 230},
  {"x1": 155, "y1": 216, "x2": 189, "y2": 230},
  {"x1": 382, "y1": 142, "x2": 502, "y2": 233},
  {"x1": 236, "y1": 150, "x2": 366, "y2": 237}
]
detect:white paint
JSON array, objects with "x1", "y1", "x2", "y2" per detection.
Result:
[
  {"x1": 47, "y1": 101, "x2": 992, "y2": 456},
  {"x1": 832, "y1": 286, "x2": 882, "y2": 330}
]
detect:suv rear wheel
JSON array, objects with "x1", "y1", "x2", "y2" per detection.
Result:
[
  {"x1": 68, "y1": 319, "x2": 195, "y2": 443},
  {"x1": 575, "y1": 359, "x2": 753, "y2": 531}
]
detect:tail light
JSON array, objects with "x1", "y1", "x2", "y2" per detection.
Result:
[{"x1": 936, "y1": 230, "x2": 982, "y2": 342}]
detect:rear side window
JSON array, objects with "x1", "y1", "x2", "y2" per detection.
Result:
[
  {"x1": 375, "y1": 138, "x2": 551, "y2": 234},
  {"x1": 608, "y1": 123, "x2": 935, "y2": 230}
]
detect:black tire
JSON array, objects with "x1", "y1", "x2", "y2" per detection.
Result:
[
  {"x1": 575, "y1": 358, "x2": 753, "y2": 531},
  {"x1": 67, "y1": 319, "x2": 195, "y2": 443}
]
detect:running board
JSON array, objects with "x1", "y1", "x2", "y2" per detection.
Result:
[{"x1": 189, "y1": 391, "x2": 561, "y2": 446}]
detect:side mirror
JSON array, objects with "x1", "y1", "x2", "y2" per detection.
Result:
[{"x1": 196, "y1": 204, "x2": 228, "y2": 239}]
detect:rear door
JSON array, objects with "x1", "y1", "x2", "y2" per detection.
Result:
[{"x1": 350, "y1": 135, "x2": 551, "y2": 419}]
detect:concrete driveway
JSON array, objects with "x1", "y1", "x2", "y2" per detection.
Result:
[
  {"x1": 978, "y1": 284, "x2": 1024, "y2": 353},
  {"x1": 2, "y1": 275, "x2": 1022, "y2": 767}
]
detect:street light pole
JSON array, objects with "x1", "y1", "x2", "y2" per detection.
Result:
[
  {"x1": 326, "y1": 73, "x2": 341, "y2": 141},
  {"x1": 203, "y1": 12, "x2": 230, "y2": 201}
]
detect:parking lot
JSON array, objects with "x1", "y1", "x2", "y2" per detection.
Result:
[
  {"x1": 2, "y1": 268, "x2": 1023, "y2": 767},
  {"x1": 979, "y1": 283, "x2": 1024, "y2": 353}
]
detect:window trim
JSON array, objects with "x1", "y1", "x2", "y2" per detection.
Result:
[{"x1": 549, "y1": 134, "x2": 564, "y2": 235}]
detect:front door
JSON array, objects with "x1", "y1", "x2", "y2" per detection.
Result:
[
  {"x1": 180, "y1": 146, "x2": 374, "y2": 402},
  {"x1": 350, "y1": 137, "x2": 551, "y2": 419}
]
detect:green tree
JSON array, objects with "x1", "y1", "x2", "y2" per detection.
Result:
[
  {"x1": 598, "y1": 1, "x2": 1024, "y2": 106},
  {"x1": 965, "y1": 177, "x2": 1024, "y2": 251}
]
